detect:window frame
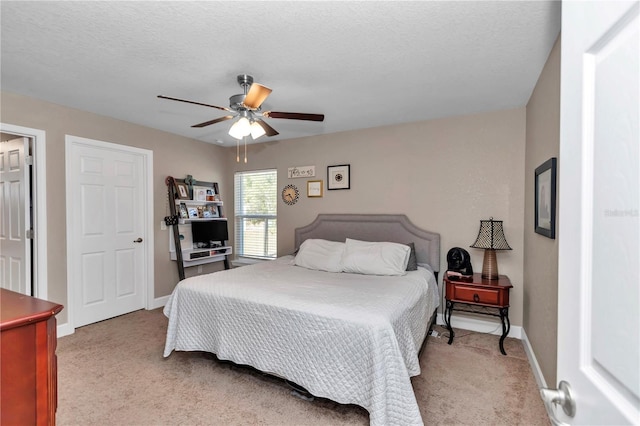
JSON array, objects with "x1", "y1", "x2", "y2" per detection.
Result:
[{"x1": 234, "y1": 169, "x2": 277, "y2": 260}]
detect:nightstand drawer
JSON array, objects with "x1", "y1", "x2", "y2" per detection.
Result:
[{"x1": 452, "y1": 285, "x2": 500, "y2": 305}]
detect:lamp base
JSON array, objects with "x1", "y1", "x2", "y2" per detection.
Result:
[{"x1": 481, "y1": 249, "x2": 499, "y2": 280}]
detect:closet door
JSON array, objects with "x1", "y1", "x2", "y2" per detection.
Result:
[
  {"x1": 67, "y1": 136, "x2": 148, "y2": 327},
  {"x1": 0, "y1": 137, "x2": 31, "y2": 295}
]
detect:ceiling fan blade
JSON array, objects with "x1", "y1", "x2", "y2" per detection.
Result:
[
  {"x1": 263, "y1": 111, "x2": 325, "y2": 122},
  {"x1": 243, "y1": 83, "x2": 272, "y2": 109},
  {"x1": 255, "y1": 119, "x2": 279, "y2": 137},
  {"x1": 191, "y1": 115, "x2": 234, "y2": 128},
  {"x1": 158, "y1": 95, "x2": 231, "y2": 112}
]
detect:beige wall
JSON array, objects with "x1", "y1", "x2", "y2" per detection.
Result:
[
  {"x1": 524, "y1": 35, "x2": 561, "y2": 386},
  {"x1": 2, "y1": 91, "x2": 530, "y2": 331},
  {"x1": 227, "y1": 108, "x2": 527, "y2": 325},
  {"x1": 1, "y1": 91, "x2": 228, "y2": 326}
]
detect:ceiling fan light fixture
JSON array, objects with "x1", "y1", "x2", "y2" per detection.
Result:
[
  {"x1": 159, "y1": 74, "x2": 324, "y2": 142},
  {"x1": 250, "y1": 121, "x2": 266, "y2": 139},
  {"x1": 228, "y1": 116, "x2": 251, "y2": 139}
]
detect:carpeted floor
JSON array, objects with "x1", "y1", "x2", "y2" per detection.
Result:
[{"x1": 56, "y1": 308, "x2": 550, "y2": 425}]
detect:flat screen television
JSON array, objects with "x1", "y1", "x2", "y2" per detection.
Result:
[{"x1": 191, "y1": 220, "x2": 229, "y2": 248}]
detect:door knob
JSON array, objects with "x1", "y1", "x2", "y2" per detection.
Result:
[
  {"x1": 133, "y1": 238, "x2": 143, "y2": 243},
  {"x1": 540, "y1": 380, "x2": 575, "y2": 425}
]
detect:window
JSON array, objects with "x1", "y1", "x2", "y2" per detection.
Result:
[{"x1": 234, "y1": 169, "x2": 277, "y2": 259}]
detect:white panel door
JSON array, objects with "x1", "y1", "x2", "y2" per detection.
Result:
[
  {"x1": 548, "y1": 1, "x2": 639, "y2": 424},
  {"x1": 0, "y1": 137, "x2": 31, "y2": 295},
  {"x1": 68, "y1": 138, "x2": 146, "y2": 327}
]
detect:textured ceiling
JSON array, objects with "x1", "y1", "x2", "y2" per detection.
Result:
[{"x1": 0, "y1": 1, "x2": 561, "y2": 146}]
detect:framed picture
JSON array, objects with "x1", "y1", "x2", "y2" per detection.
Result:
[
  {"x1": 193, "y1": 186, "x2": 208, "y2": 202},
  {"x1": 175, "y1": 182, "x2": 190, "y2": 200},
  {"x1": 327, "y1": 164, "x2": 350, "y2": 190},
  {"x1": 178, "y1": 203, "x2": 189, "y2": 219},
  {"x1": 535, "y1": 157, "x2": 557, "y2": 239},
  {"x1": 203, "y1": 205, "x2": 219, "y2": 218},
  {"x1": 187, "y1": 207, "x2": 199, "y2": 219},
  {"x1": 206, "y1": 188, "x2": 215, "y2": 201},
  {"x1": 307, "y1": 180, "x2": 323, "y2": 197}
]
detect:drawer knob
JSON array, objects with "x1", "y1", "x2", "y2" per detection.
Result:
[{"x1": 473, "y1": 293, "x2": 480, "y2": 303}]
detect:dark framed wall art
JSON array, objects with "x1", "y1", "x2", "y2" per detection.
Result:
[
  {"x1": 535, "y1": 157, "x2": 557, "y2": 239},
  {"x1": 327, "y1": 164, "x2": 350, "y2": 190}
]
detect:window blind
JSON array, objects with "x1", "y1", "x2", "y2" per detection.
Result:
[{"x1": 234, "y1": 169, "x2": 277, "y2": 259}]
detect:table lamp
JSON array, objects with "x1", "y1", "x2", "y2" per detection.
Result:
[{"x1": 470, "y1": 218, "x2": 511, "y2": 280}]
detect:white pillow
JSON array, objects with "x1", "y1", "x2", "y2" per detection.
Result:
[
  {"x1": 294, "y1": 239, "x2": 345, "y2": 273},
  {"x1": 341, "y1": 238, "x2": 410, "y2": 276}
]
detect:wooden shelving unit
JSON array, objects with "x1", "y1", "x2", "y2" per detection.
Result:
[{"x1": 165, "y1": 176, "x2": 230, "y2": 280}]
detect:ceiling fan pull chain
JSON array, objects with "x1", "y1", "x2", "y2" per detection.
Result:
[
  {"x1": 236, "y1": 139, "x2": 240, "y2": 163},
  {"x1": 244, "y1": 137, "x2": 247, "y2": 163}
]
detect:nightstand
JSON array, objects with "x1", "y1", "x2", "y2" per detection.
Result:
[{"x1": 443, "y1": 273, "x2": 513, "y2": 355}]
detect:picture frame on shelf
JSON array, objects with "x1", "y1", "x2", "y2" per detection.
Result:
[
  {"x1": 193, "y1": 186, "x2": 208, "y2": 202},
  {"x1": 203, "y1": 205, "x2": 219, "y2": 218},
  {"x1": 307, "y1": 180, "x2": 323, "y2": 197},
  {"x1": 327, "y1": 164, "x2": 350, "y2": 190},
  {"x1": 175, "y1": 182, "x2": 190, "y2": 199},
  {"x1": 535, "y1": 157, "x2": 557, "y2": 239},
  {"x1": 206, "y1": 188, "x2": 215, "y2": 201},
  {"x1": 178, "y1": 203, "x2": 189, "y2": 219},
  {"x1": 188, "y1": 207, "x2": 199, "y2": 219}
]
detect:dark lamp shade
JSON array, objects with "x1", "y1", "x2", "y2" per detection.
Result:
[
  {"x1": 470, "y1": 218, "x2": 511, "y2": 280},
  {"x1": 470, "y1": 218, "x2": 512, "y2": 250}
]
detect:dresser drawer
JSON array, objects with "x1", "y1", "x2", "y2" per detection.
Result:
[{"x1": 452, "y1": 285, "x2": 500, "y2": 305}]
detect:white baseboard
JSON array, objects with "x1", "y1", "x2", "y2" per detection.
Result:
[
  {"x1": 436, "y1": 312, "x2": 522, "y2": 339},
  {"x1": 149, "y1": 295, "x2": 170, "y2": 310},
  {"x1": 57, "y1": 321, "x2": 75, "y2": 338},
  {"x1": 521, "y1": 328, "x2": 548, "y2": 388}
]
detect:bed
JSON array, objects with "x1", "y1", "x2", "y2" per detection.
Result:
[{"x1": 163, "y1": 214, "x2": 440, "y2": 426}]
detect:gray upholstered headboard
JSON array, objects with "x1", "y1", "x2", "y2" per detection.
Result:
[{"x1": 294, "y1": 214, "x2": 440, "y2": 273}]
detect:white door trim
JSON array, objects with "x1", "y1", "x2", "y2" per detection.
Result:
[
  {"x1": 0, "y1": 123, "x2": 48, "y2": 300},
  {"x1": 65, "y1": 135, "x2": 154, "y2": 332}
]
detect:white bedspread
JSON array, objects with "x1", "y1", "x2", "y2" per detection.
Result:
[{"x1": 164, "y1": 256, "x2": 439, "y2": 426}]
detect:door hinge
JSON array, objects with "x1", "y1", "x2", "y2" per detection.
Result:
[
  {"x1": 25, "y1": 155, "x2": 33, "y2": 166},
  {"x1": 26, "y1": 229, "x2": 34, "y2": 239}
]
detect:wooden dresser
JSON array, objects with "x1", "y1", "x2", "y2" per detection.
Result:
[{"x1": 1, "y1": 288, "x2": 64, "y2": 426}]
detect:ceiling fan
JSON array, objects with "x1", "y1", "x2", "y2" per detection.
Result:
[{"x1": 158, "y1": 74, "x2": 325, "y2": 141}]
